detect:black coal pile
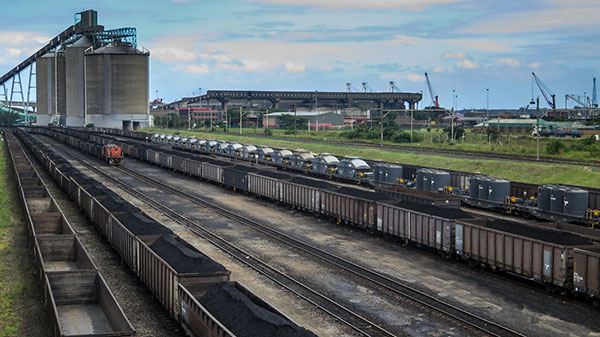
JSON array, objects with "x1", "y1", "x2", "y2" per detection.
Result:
[
  {"x1": 335, "y1": 186, "x2": 389, "y2": 200},
  {"x1": 99, "y1": 196, "x2": 140, "y2": 213},
  {"x1": 85, "y1": 184, "x2": 111, "y2": 196},
  {"x1": 229, "y1": 164, "x2": 262, "y2": 173},
  {"x1": 484, "y1": 219, "x2": 593, "y2": 246},
  {"x1": 113, "y1": 212, "x2": 173, "y2": 236},
  {"x1": 257, "y1": 170, "x2": 292, "y2": 180},
  {"x1": 291, "y1": 176, "x2": 336, "y2": 189},
  {"x1": 149, "y1": 235, "x2": 227, "y2": 274},
  {"x1": 385, "y1": 200, "x2": 474, "y2": 219},
  {"x1": 199, "y1": 283, "x2": 317, "y2": 337}
]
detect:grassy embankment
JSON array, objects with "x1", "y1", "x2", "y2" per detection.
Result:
[
  {"x1": 0, "y1": 139, "x2": 22, "y2": 336},
  {"x1": 146, "y1": 128, "x2": 600, "y2": 188},
  {"x1": 157, "y1": 127, "x2": 600, "y2": 162}
]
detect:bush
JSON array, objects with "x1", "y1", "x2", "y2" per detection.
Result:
[
  {"x1": 391, "y1": 131, "x2": 411, "y2": 143},
  {"x1": 264, "y1": 128, "x2": 273, "y2": 136},
  {"x1": 487, "y1": 128, "x2": 499, "y2": 142},
  {"x1": 546, "y1": 139, "x2": 565, "y2": 154}
]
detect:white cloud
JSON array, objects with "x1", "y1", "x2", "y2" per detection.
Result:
[
  {"x1": 461, "y1": 8, "x2": 600, "y2": 34},
  {"x1": 183, "y1": 64, "x2": 210, "y2": 74},
  {"x1": 218, "y1": 59, "x2": 274, "y2": 72},
  {"x1": 444, "y1": 52, "x2": 466, "y2": 59},
  {"x1": 151, "y1": 46, "x2": 196, "y2": 63},
  {"x1": 5, "y1": 48, "x2": 23, "y2": 58},
  {"x1": 284, "y1": 62, "x2": 306, "y2": 73},
  {"x1": 0, "y1": 32, "x2": 50, "y2": 46},
  {"x1": 247, "y1": 0, "x2": 465, "y2": 10},
  {"x1": 433, "y1": 66, "x2": 446, "y2": 72},
  {"x1": 320, "y1": 65, "x2": 334, "y2": 71},
  {"x1": 386, "y1": 35, "x2": 424, "y2": 46},
  {"x1": 529, "y1": 62, "x2": 540, "y2": 69},
  {"x1": 406, "y1": 73, "x2": 425, "y2": 82},
  {"x1": 450, "y1": 38, "x2": 511, "y2": 52},
  {"x1": 456, "y1": 59, "x2": 478, "y2": 69},
  {"x1": 199, "y1": 53, "x2": 232, "y2": 63},
  {"x1": 496, "y1": 58, "x2": 520, "y2": 67}
]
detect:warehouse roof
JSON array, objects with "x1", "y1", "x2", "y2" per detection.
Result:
[
  {"x1": 265, "y1": 111, "x2": 342, "y2": 117},
  {"x1": 475, "y1": 118, "x2": 549, "y2": 128}
]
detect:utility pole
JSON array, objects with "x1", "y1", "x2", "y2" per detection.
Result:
[
  {"x1": 486, "y1": 88, "x2": 489, "y2": 120},
  {"x1": 410, "y1": 108, "x2": 414, "y2": 143},
  {"x1": 188, "y1": 107, "x2": 191, "y2": 130},
  {"x1": 292, "y1": 104, "x2": 297, "y2": 138},
  {"x1": 265, "y1": 108, "x2": 269, "y2": 130},
  {"x1": 451, "y1": 107, "x2": 455, "y2": 142},
  {"x1": 239, "y1": 107, "x2": 243, "y2": 135},
  {"x1": 536, "y1": 97, "x2": 540, "y2": 161}
]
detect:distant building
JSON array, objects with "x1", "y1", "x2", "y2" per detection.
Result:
[
  {"x1": 473, "y1": 119, "x2": 548, "y2": 134},
  {"x1": 264, "y1": 111, "x2": 344, "y2": 130},
  {"x1": 474, "y1": 118, "x2": 600, "y2": 135}
]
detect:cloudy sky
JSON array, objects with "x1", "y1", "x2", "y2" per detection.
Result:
[{"x1": 0, "y1": 0, "x2": 598, "y2": 109}]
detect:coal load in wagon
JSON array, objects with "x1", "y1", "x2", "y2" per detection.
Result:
[
  {"x1": 72, "y1": 174, "x2": 96, "y2": 186},
  {"x1": 113, "y1": 212, "x2": 173, "y2": 236},
  {"x1": 386, "y1": 200, "x2": 474, "y2": 219},
  {"x1": 484, "y1": 219, "x2": 593, "y2": 246},
  {"x1": 99, "y1": 196, "x2": 140, "y2": 213},
  {"x1": 257, "y1": 170, "x2": 292, "y2": 180},
  {"x1": 230, "y1": 164, "x2": 262, "y2": 173},
  {"x1": 199, "y1": 283, "x2": 318, "y2": 337},
  {"x1": 290, "y1": 177, "x2": 337, "y2": 190},
  {"x1": 335, "y1": 186, "x2": 389, "y2": 201},
  {"x1": 85, "y1": 184, "x2": 113, "y2": 196},
  {"x1": 149, "y1": 235, "x2": 226, "y2": 274}
]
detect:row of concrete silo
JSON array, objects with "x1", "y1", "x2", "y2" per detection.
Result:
[{"x1": 36, "y1": 36, "x2": 150, "y2": 129}]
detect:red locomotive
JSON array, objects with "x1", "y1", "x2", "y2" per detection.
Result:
[{"x1": 102, "y1": 144, "x2": 124, "y2": 165}]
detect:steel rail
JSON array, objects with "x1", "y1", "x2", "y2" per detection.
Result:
[
  {"x1": 36, "y1": 130, "x2": 525, "y2": 337},
  {"x1": 39, "y1": 136, "x2": 395, "y2": 337}
]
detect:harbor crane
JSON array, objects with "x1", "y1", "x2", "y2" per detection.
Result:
[
  {"x1": 565, "y1": 94, "x2": 590, "y2": 108},
  {"x1": 532, "y1": 72, "x2": 556, "y2": 109},
  {"x1": 592, "y1": 77, "x2": 598, "y2": 108},
  {"x1": 424, "y1": 72, "x2": 439, "y2": 108}
]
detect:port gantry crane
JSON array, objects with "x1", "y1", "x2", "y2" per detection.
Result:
[
  {"x1": 532, "y1": 72, "x2": 556, "y2": 109},
  {"x1": 424, "y1": 72, "x2": 439, "y2": 108}
]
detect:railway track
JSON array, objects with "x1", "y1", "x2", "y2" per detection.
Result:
[
  {"x1": 44, "y1": 139, "x2": 395, "y2": 337},
  {"x1": 43, "y1": 135, "x2": 526, "y2": 337}
]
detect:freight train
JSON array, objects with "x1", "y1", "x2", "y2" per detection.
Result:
[
  {"x1": 24, "y1": 126, "x2": 600, "y2": 307},
  {"x1": 11, "y1": 128, "x2": 318, "y2": 337},
  {"x1": 141, "y1": 131, "x2": 600, "y2": 226}
]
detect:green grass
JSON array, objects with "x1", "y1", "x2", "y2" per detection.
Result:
[
  {"x1": 169, "y1": 126, "x2": 599, "y2": 162},
  {"x1": 0, "y1": 139, "x2": 21, "y2": 336},
  {"x1": 147, "y1": 128, "x2": 600, "y2": 188}
]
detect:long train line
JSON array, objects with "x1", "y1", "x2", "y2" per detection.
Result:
[
  {"x1": 168, "y1": 131, "x2": 600, "y2": 167},
  {"x1": 41, "y1": 133, "x2": 525, "y2": 337},
  {"x1": 42, "y1": 137, "x2": 395, "y2": 337}
]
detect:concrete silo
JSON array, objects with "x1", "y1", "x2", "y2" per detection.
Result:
[
  {"x1": 65, "y1": 36, "x2": 92, "y2": 126},
  {"x1": 84, "y1": 44, "x2": 150, "y2": 129},
  {"x1": 36, "y1": 51, "x2": 66, "y2": 125}
]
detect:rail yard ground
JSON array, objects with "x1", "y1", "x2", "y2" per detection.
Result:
[
  {"x1": 34, "y1": 131, "x2": 600, "y2": 337},
  {"x1": 147, "y1": 128, "x2": 600, "y2": 188},
  {"x1": 0, "y1": 138, "x2": 50, "y2": 337}
]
